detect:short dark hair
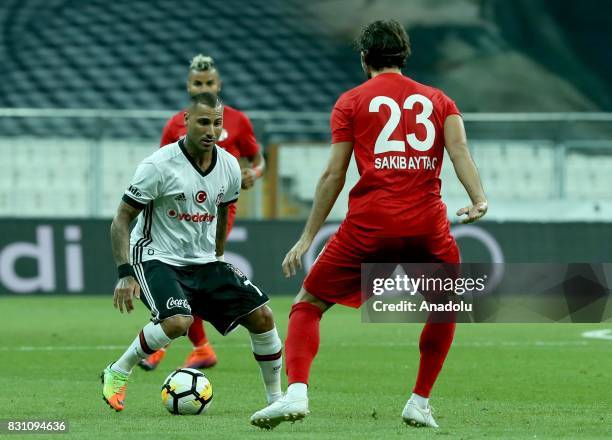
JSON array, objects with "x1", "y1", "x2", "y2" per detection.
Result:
[
  {"x1": 356, "y1": 19, "x2": 411, "y2": 70},
  {"x1": 189, "y1": 92, "x2": 223, "y2": 110}
]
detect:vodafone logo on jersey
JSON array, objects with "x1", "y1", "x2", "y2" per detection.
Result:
[
  {"x1": 167, "y1": 209, "x2": 215, "y2": 223},
  {"x1": 195, "y1": 191, "x2": 207, "y2": 204}
]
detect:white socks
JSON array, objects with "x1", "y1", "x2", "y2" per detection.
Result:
[
  {"x1": 113, "y1": 322, "x2": 172, "y2": 374},
  {"x1": 250, "y1": 327, "x2": 283, "y2": 404},
  {"x1": 409, "y1": 392, "x2": 429, "y2": 409},
  {"x1": 286, "y1": 382, "x2": 308, "y2": 400}
]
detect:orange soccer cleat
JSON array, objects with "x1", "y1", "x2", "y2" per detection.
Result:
[
  {"x1": 101, "y1": 364, "x2": 129, "y2": 412},
  {"x1": 138, "y1": 348, "x2": 167, "y2": 371},
  {"x1": 183, "y1": 343, "x2": 218, "y2": 369}
]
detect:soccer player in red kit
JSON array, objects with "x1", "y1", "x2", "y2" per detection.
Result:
[
  {"x1": 251, "y1": 20, "x2": 487, "y2": 429},
  {"x1": 139, "y1": 55, "x2": 265, "y2": 371}
]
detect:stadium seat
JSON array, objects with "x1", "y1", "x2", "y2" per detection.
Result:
[{"x1": 0, "y1": 0, "x2": 363, "y2": 121}]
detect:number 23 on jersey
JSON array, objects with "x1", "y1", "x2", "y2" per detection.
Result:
[{"x1": 369, "y1": 94, "x2": 436, "y2": 154}]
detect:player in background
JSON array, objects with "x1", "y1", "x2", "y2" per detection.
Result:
[
  {"x1": 250, "y1": 20, "x2": 487, "y2": 429},
  {"x1": 139, "y1": 54, "x2": 265, "y2": 371},
  {"x1": 102, "y1": 93, "x2": 281, "y2": 412}
]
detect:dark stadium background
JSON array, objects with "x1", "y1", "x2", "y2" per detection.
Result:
[{"x1": 1, "y1": 0, "x2": 611, "y2": 294}]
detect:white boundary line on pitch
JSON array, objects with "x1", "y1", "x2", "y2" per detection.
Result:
[
  {"x1": 0, "y1": 345, "x2": 126, "y2": 352},
  {"x1": 0, "y1": 340, "x2": 595, "y2": 352},
  {"x1": 337, "y1": 341, "x2": 591, "y2": 347},
  {"x1": 581, "y1": 329, "x2": 612, "y2": 341}
]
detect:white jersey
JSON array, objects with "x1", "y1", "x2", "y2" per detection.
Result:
[{"x1": 123, "y1": 139, "x2": 241, "y2": 266}]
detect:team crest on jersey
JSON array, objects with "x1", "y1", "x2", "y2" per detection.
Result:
[
  {"x1": 215, "y1": 186, "x2": 225, "y2": 206},
  {"x1": 219, "y1": 128, "x2": 229, "y2": 142},
  {"x1": 194, "y1": 191, "x2": 207, "y2": 204}
]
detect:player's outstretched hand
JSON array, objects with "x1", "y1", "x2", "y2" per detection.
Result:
[
  {"x1": 241, "y1": 168, "x2": 256, "y2": 189},
  {"x1": 113, "y1": 276, "x2": 141, "y2": 314},
  {"x1": 282, "y1": 239, "x2": 311, "y2": 278},
  {"x1": 456, "y1": 201, "x2": 488, "y2": 224}
]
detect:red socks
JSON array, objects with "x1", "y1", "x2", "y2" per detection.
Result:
[
  {"x1": 187, "y1": 316, "x2": 208, "y2": 347},
  {"x1": 284, "y1": 302, "x2": 453, "y2": 397},
  {"x1": 285, "y1": 302, "x2": 323, "y2": 384},
  {"x1": 413, "y1": 321, "x2": 456, "y2": 397}
]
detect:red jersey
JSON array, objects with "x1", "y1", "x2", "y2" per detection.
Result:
[
  {"x1": 331, "y1": 73, "x2": 460, "y2": 237},
  {"x1": 160, "y1": 104, "x2": 260, "y2": 160}
]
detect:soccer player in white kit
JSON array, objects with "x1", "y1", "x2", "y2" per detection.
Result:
[{"x1": 101, "y1": 92, "x2": 282, "y2": 412}]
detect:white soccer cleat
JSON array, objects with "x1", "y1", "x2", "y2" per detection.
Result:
[
  {"x1": 250, "y1": 395, "x2": 309, "y2": 430},
  {"x1": 402, "y1": 400, "x2": 439, "y2": 428}
]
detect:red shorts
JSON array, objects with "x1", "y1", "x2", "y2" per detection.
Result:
[{"x1": 303, "y1": 222, "x2": 460, "y2": 308}]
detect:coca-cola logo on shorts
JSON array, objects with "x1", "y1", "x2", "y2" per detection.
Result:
[{"x1": 166, "y1": 297, "x2": 191, "y2": 311}]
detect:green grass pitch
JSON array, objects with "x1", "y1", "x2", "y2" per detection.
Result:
[{"x1": 1, "y1": 296, "x2": 610, "y2": 439}]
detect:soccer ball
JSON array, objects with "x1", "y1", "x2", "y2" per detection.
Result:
[{"x1": 161, "y1": 368, "x2": 213, "y2": 415}]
